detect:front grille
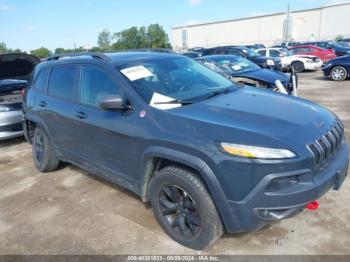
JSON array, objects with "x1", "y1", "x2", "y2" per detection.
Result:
[
  {"x1": 307, "y1": 120, "x2": 345, "y2": 168},
  {"x1": 0, "y1": 122, "x2": 23, "y2": 132}
]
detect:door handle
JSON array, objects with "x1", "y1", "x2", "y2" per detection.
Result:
[
  {"x1": 74, "y1": 111, "x2": 88, "y2": 119},
  {"x1": 38, "y1": 101, "x2": 47, "y2": 107}
]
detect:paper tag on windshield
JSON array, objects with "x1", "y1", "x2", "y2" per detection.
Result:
[
  {"x1": 231, "y1": 65, "x2": 241, "y2": 71},
  {"x1": 149, "y1": 93, "x2": 182, "y2": 110},
  {"x1": 120, "y1": 65, "x2": 154, "y2": 81}
]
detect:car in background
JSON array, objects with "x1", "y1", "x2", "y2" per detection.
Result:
[
  {"x1": 257, "y1": 48, "x2": 323, "y2": 73},
  {"x1": 273, "y1": 42, "x2": 302, "y2": 49},
  {"x1": 202, "y1": 46, "x2": 282, "y2": 71},
  {"x1": 305, "y1": 41, "x2": 350, "y2": 57},
  {"x1": 196, "y1": 55, "x2": 295, "y2": 94},
  {"x1": 244, "y1": 44, "x2": 266, "y2": 49},
  {"x1": 290, "y1": 45, "x2": 336, "y2": 63},
  {"x1": 182, "y1": 51, "x2": 201, "y2": 59},
  {"x1": 336, "y1": 42, "x2": 350, "y2": 48},
  {"x1": 322, "y1": 55, "x2": 350, "y2": 81},
  {"x1": 338, "y1": 38, "x2": 350, "y2": 43},
  {"x1": 0, "y1": 54, "x2": 40, "y2": 140}
]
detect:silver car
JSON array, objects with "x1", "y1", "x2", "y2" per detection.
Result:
[{"x1": 0, "y1": 54, "x2": 39, "y2": 140}]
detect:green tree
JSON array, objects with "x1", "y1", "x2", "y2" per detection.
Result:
[
  {"x1": 147, "y1": 24, "x2": 169, "y2": 48},
  {"x1": 97, "y1": 29, "x2": 111, "y2": 50},
  {"x1": 335, "y1": 34, "x2": 344, "y2": 41},
  {"x1": 30, "y1": 47, "x2": 52, "y2": 58},
  {"x1": 13, "y1": 48, "x2": 23, "y2": 53},
  {"x1": 0, "y1": 42, "x2": 8, "y2": 53},
  {"x1": 54, "y1": 48, "x2": 66, "y2": 54},
  {"x1": 111, "y1": 24, "x2": 170, "y2": 50}
]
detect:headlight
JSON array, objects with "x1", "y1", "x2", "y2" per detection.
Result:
[
  {"x1": 266, "y1": 59, "x2": 275, "y2": 66},
  {"x1": 220, "y1": 142, "x2": 296, "y2": 159},
  {"x1": 0, "y1": 105, "x2": 10, "y2": 112}
]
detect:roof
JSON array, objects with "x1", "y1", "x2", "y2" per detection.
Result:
[
  {"x1": 172, "y1": 2, "x2": 350, "y2": 30},
  {"x1": 38, "y1": 52, "x2": 183, "y2": 69}
]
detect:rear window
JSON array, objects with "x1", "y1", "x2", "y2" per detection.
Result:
[
  {"x1": 33, "y1": 68, "x2": 50, "y2": 91},
  {"x1": 48, "y1": 66, "x2": 76, "y2": 101}
]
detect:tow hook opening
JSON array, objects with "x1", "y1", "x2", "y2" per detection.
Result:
[{"x1": 305, "y1": 201, "x2": 319, "y2": 211}]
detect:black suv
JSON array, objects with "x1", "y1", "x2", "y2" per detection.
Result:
[
  {"x1": 202, "y1": 46, "x2": 283, "y2": 71},
  {"x1": 24, "y1": 52, "x2": 349, "y2": 250}
]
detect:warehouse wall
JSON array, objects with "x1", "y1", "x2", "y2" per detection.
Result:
[{"x1": 172, "y1": 3, "x2": 350, "y2": 52}]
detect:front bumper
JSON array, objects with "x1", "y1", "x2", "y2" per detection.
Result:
[
  {"x1": 0, "y1": 110, "x2": 23, "y2": 140},
  {"x1": 225, "y1": 143, "x2": 349, "y2": 233},
  {"x1": 304, "y1": 61, "x2": 323, "y2": 71}
]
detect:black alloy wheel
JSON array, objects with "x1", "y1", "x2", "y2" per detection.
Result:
[{"x1": 159, "y1": 185, "x2": 201, "y2": 238}]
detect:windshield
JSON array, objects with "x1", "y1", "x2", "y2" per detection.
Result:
[
  {"x1": 281, "y1": 49, "x2": 293, "y2": 56},
  {"x1": 243, "y1": 48, "x2": 259, "y2": 57},
  {"x1": 206, "y1": 56, "x2": 260, "y2": 74},
  {"x1": 116, "y1": 56, "x2": 235, "y2": 103},
  {"x1": 338, "y1": 42, "x2": 350, "y2": 47}
]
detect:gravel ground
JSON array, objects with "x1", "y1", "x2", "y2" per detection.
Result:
[{"x1": 0, "y1": 71, "x2": 349, "y2": 255}]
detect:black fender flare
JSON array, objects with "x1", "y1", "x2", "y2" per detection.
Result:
[
  {"x1": 139, "y1": 146, "x2": 240, "y2": 232},
  {"x1": 24, "y1": 112, "x2": 58, "y2": 153}
]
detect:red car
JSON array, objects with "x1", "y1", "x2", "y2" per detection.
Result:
[{"x1": 290, "y1": 45, "x2": 336, "y2": 63}]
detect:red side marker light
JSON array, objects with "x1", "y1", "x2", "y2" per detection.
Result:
[{"x1": 306, "y1": 201, "x2": 319, "y2": 211}]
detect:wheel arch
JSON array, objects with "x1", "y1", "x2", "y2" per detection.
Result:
[
  {"x1": 24, "y1": 113, "x2": 57, "y2": 149},
  {"x1": 139, "y1": 146, "x2": 240, "y2": 232}
]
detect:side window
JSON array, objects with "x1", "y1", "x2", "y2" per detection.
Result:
[
  {"x1": 215, "y1": 49, "x2": 228, "y2": 55},
  {"x1": 79, "y1": 66, "x2": 120, "y2": 108},
  {"x1": 270, "y1": 50, "x2": 280, "y2": 57},
  {"x1": 33, "y1": 68, "x2": 50, "y2": 91},
  {"x1": 228, "y1": 50, "x2": 242, "y2": 56},
  {"x1": 48, "y1": 66, "x2": 76, "y2": 101},
  {"x1": 257, "y1": 50, "x2": 266, "y2": 56}
]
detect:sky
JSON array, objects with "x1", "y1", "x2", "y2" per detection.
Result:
[{"x1": 0, "y1": 0, "x2": 349, "y2": 51}]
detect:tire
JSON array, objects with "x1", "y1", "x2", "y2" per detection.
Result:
[
  {"x1": 149, "y1": 166, "x2": 223, "y2": 250},
  {"x1": 32, "y1": 127, "x2": 60, "y2": 172},
  {"x1": 330, "y1": 66, "x2": 348, "y2": 81},
  {"x1": 291, "y1": 61, "x2": 305, "y2": 73}
]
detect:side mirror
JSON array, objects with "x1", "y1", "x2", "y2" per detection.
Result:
[{"x1": 99, "y1": 94, "x2": 128, "y2": 110}]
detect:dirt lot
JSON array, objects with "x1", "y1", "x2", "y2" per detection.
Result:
[{"x1": 0, "y1": 71, "x2": 350, "y2": 255}]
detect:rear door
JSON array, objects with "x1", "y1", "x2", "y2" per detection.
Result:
[
  {"x1": 74, "y1": 64, "x2": 139, "y2": 181},
  {"x1": 42, "y1": 65, "x2": 80, "y2": 157}
]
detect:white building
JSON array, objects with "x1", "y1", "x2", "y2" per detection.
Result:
[{"x1": 172, "y1": 3, "x2": 350, "y2": 52}]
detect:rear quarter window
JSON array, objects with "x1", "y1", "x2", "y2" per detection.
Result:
[
  {"x1": 48, "y1": 66, "x2": 76, "y2": 101},
  {"x1": 33, "y1": 68, "x2": 50, "y2": 91}
]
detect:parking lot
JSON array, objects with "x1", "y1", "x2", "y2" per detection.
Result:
[{"x1": 0, "y1": 70, "x2": 349, "y2": 255}]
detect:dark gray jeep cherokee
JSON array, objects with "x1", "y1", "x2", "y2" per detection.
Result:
[{"x1": 23, "y1": 52, "x2": 349, "y2": 250}]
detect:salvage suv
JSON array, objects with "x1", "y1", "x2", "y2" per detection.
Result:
[{"x1": 24, "y1": 52, "x2": 349, "y2": 250}]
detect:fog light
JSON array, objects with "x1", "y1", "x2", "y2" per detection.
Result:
[{"x1": 266, "y1": 176, "x2": 298, "y2": 192}]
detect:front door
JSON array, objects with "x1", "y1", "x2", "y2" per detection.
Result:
[{"x1": 74, "y1": 65, "x2": 140, "y2": 182}]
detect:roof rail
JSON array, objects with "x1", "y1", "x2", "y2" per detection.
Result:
[{"x1": 46, "y1": 52, "x2": 111, "y2": 62}]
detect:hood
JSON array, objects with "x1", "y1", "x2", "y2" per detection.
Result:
[
  {"x1": 0, "y1": 54, "x2": 40, "y2": 81},
  {"x1": 327, "y1": 55, "x2": 350, "y2": 63},
  {"x1": 169, "y1": 87, "x2": 336, "y2": 150},
  {"x1": 230, "y1": 69, "x2": 289, "y2": 86}
]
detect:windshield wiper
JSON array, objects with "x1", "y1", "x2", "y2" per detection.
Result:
[
  {"x1": 205, "y1": 87, "x2": 234, "y2": 99},
  {"x1": 153, "y1": 99, "x2": 193, "y2": 105}
]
